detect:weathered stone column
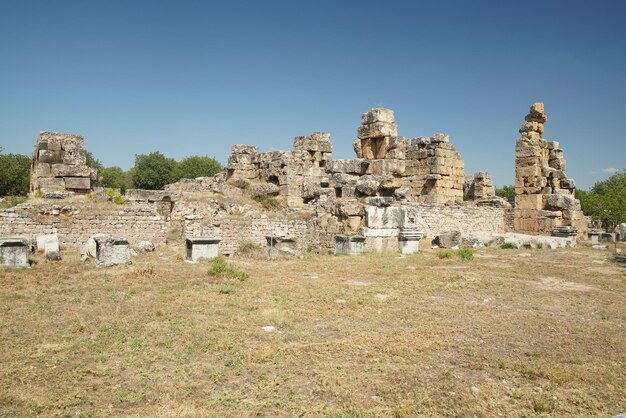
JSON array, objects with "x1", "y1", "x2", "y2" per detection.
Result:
[{"x1": 513, "y1": 103, "x2": 587, "y2": 238}]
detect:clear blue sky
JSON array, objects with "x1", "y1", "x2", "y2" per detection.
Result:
[{"x1": 1, "y1": 0, "x2": 625, "y2": 189}]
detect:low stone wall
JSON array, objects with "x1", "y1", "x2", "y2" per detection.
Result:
[
  {"x1": 0, "y1": 203, "x2": 167, "y2": 248},
  {"x1": 183, "y1": 216, "x2": 310, "y2": 255},
  {"x1": 403, "y1": 203, "x2": 509, "y2": 237}
]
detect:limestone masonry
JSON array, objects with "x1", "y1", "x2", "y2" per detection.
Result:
[
  {"x1": 1, "y1": 104, "x2": 587, "y2": 257},
  {"x1": 514, "y1": 103, "x2": 587, "y2": 237},
  {"x1": 30, "y1": 132, "x2": 97, "y2": 196}
]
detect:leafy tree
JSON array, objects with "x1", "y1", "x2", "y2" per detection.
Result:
[
  {"x1": 579, "y1": 171, "x2": 626, "y2": 230},
  {"x1": 99, "y1": 166, "x2": 130, "y2": 194},
  {"x1": 495, "y1": 185, "x2": 516, "y2": 201},
  {"x1": 84, "y1": 151, "x2": 104, "y2": 173},
  {"x1": 84, "y1": 150, "x2": 104, "y2": 186},
  {"x1": 130, "y1": 151, "x2": 177, "y2": 190},
  {"x1": 0, "y1": 153, "x2": 31, "y2": 196},
  {"x1": 171, "y1": 155, "x2": 222, "y2": 182}
]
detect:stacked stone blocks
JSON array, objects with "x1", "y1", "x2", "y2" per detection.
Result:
[
  {"x1": 514, "y1": 103, "x2": 586, "y2": 237},
  {"x1": 30, "y1": 132, "x2": 97, "y2": 195}
]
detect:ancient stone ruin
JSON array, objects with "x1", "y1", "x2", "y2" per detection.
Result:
[
  {"x1": 514, "y1": 103, "x2": 587, "y2": 237},
  {"x1": 0, "y1": 237, "x2": 30, "y2": 268},
  {"x1": 0, "y1": 103, "x2": 589, "y2": 259},
  {"x1": 185, "y1": 237, "x2": 220, "y2": 262},
  {"x1": 30, "y1": 132, "x2": 97, "y2": 196}
]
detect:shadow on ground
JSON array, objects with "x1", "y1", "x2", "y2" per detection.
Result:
[{"x1": 611, "y1": 255, "x2": 626, "y2": 267}]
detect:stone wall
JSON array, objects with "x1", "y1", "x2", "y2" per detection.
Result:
[
  {"x1": 182, "y1": 216, "x2": 311, "y2": 255},
  {"x1": 0, "y1": 202, "x2": 167, "y2": 248},
  {"x1": 402, "y1": 203, "x2": 509, "y2": 238}
]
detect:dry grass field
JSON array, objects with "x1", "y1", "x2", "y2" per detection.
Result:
[{"x1": 1, "y1": 242, "x2": 625, "y2": 417}]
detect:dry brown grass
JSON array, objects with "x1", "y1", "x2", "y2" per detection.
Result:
[{"x1": 1, "y1": 244, "x2": 625, "y2": 417}]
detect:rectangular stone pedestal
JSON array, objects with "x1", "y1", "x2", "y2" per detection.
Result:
[
  {"x1": 186, "y1": 237, "x2": 220, "y2": 262},
  {"x1": 335, "y1": 235, "x2": 365, "y2": 255},
  {"x1": 399, "y1": 238, "x2": 420, "y2": 254},
  {"x1": 0, "y1": 237, "x2": 30, "y2": 268},
  {"x1": 95, "y1": 237, "x2": 132, "y2": 267}
]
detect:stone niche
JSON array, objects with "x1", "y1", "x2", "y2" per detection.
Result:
[
  {"x1": 266, "y1": 236, "x2": 297, "y2": 257},
  {"x1": 30, "y1": 131, "x2": 97, "y2": 195},
  {"x1": 185, "y1": 237, "x2": 220, "y2": 262},
  {"x1": 0, "y1": 237, "x2": 30, "y2": 268}
]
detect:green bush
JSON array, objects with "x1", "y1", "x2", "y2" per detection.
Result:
[
  {"x1": 495, "y1": 185, "x2": 516, "y2": 201},
  {"x1": 106, "y1": 188, "x2": 125, "y2": 204},
  {"x1": 238, "y1": 240, "x2": 263, "y2": 257},
  {"x1": 0, "y1": 196, "x2": 28, "y2": 209},
  {"x1": 208, "y1": 256, "x2": 249, "y2": 281},
  {"x1": 131, "y1": 151, "x2": 177, "y2": 190},
  {"x1": 0, "y1": 153, "x2": 30, "y2": 196},
  {"x1": 100, "y1": 166, "x2": 130, "y2": 194},
  {"x1": 437, "y1": 250, "x2": 454, "y2": 259},
  {"x1": 457, "y1": 248, "x2": 474, "y2": 261},
  {"x1": 171, "y1": 156, "x2": 222, "y2": 182},
  {"x1": 253, "y1": 195, "x2": 281, "y2": 210},
  {"x1": 500, "y1": 242, "x2": 515, "y2": 249}
]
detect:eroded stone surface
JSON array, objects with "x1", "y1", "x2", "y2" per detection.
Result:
[
  {"x1": 30, "y1": 132, "x2": 97, "y2": 195},
  {"x1": 514, "y1": 103, "x2": 587, "y2": 238}
]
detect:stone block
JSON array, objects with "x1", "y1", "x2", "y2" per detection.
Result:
[
  {"x1": 356, "y1": 175, "x2": 385, "y2": 196},
  {"x1": 250, "y1": 182, "x2": 280, "y2": 196},
  {"x1": 338, "y1": 199, "x2": 362, "y2": 217},
  {"x1": 231, "y1": 144, "x2": 258, "y2": 154},
  {"x1": 81, "y1": 233, "x2": 111, "y2": 261},
  {"x1": 95, "y1": 237, "x2": 132, "y2": 267},
  {"x1": 525, "y1": 102, "x2": 548, "y2": 123},
  {"x1": 38, "y1": 149, "x2": 63, "y2": 164},
  {"x1": 544, "y1": 194, "x2": 580, "y2": 211},
  {"x1": 51, "y1": 164, "x2": 94, "y2": 177},
  {"x1": 366, "y1": 159, "x2": 406, "y2": 175},
  {"x1": 0, "y1": 237, "x2": 30, "y2": 268},
  {"x1": 357, "y1": 122, "x2": 398, "y2": 139},
  {"x1": 185, "y1": 237, "x2": 220, "y2": 262},
  {"x1": 515, "y1": 194, "x2": 543, "y2": 210},
  {"x1": 36, "y1": 233, "x2": 59, "y2": 253},
  {"x1": 361, "y1": 108, "x2": 395, "y2": 124},
  {"x1": 64, "y1": 177, "x2": 91, "y2": 190},
  {"x1": 35, "y1": 163, "x2": 52, "y2": 177},
  {"x1": 365, "y1": 206, "x2": 402, "y2": 228},
  {"x1": 432, "y1": 231, "x2": 461, "y2": 248},
  {"x1": 334, "y1": 235, "x2": 365, "y2": 255},
  {"x1": 398, "y1": 238, "x2": 420, "y2": 254},
  {"x1": 331, "y1": 173, "x2": 358, "y2": 187},
  {"x1": 293, "y1": 132, "x2": 332, "y2": 153},
  {"x1": 431, "y1": 133, "x2": 449, "y2": 143},
  {"x1": 519, "y1": 121, "x2": 545, "y2": 134},
  {"x1": 37, "y1": 178, "x2": 66, "y2": 192}
]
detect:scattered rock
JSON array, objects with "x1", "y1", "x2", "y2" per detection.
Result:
[
  {"x1": 137, "y1": 241, "x2": 155, "y2": 252},
  {"x1": 432, "y1": 231, "x2": 461, "y2": 248},
  {"x1": 250, "y1": 182, "x2": 280, "y2": 197},
  {"x1": 261, "y1": 326, "x2": 276, "y2": 332}
]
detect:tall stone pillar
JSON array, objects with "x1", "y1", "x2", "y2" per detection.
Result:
[{"x1": 514, "y1": 103, "x2": 587, "y2": 238}]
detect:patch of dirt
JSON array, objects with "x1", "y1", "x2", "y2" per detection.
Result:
[{"x1": 533, "y1": 276, "x2": 596, "y2": 292}]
